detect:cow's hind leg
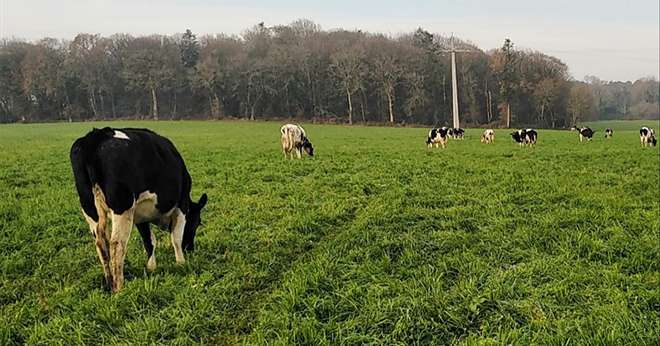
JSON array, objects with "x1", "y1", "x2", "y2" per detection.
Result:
[
  {"x1": 83, "y1": 211, "x2": 112, "y2": 288},
  {"x1": 137, "y1": 222, "x2": 157, "y2": 271},
  {"x1": 170, "y1": 209, "x2": 186, "y2": 265},
  {"x1": 109, "y1": 207, "x2": 135, "y2": 293}
]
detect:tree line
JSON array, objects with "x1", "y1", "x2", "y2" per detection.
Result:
[{"x1": 1, "y1": 19, "x2": 658, "y2": 126}]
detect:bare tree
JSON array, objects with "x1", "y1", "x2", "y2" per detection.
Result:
[
  {"x1": 372, "y1": 53, "x2": 403, "y2": 123},
  {"x1": 4, "y1": 21, "x2": 655, "y2": 126},
  {"x1": 568, "y1": 83, "x2": 595, "y2": 125},
  {"x1": 123, "y1": 36, "x2": 177, "y2": 120},
  {"x1": 330, "y1": 48, "x2": 365, "y2": 124}
]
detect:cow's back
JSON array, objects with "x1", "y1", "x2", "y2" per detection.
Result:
[
  {"x1": 281, "y1": 124, "x2": 304, "y2": 149},
  {"x1": 71, "y1": 128, "x2": 191, "y2": 218}
]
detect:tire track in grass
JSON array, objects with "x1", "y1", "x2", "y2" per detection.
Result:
[
  {"x1": 197, "y1": 151, "x2": 382, "y2": 344},
  {"x1": 205, "y1": 197, "x2": 362, "y2": 344},
  {"x1": 241, "y1": 193, "x2": 389, "y2": 344},
  {"x1": 206, "y1": 148, "x2": 407, "y2": 343}
]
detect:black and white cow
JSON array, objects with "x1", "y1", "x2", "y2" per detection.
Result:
[
  {"x1": 577, "y1": 127, "x2": 595, "y2": 142},
  {"x1": 281, "y1": 124, "x2": 314, "y2": 159},
  {"x1": 449, "y1": 127, "x2": 465, "y2": 139},
  {"x1": 525, "y1": 129, "x2": 538, "y2": 145},
  {"x1": 70, "y1": 127, "x2": 208, "y2": 293},
  {"x1": 511, "y1": 129, "x2": 537, "y2": 146},
  {"x1": 427, "y1": 127, "x2": 449, "y2": 148},
  {"x1": 480, "y1": 129, "x2": 495, "y2": 144},
  {"x1": 604, "y1": 128, "x2": 613, "y2": 139},
  {"x1": 640, "y1": 127, "x2": 657, "y2": 147},
  {"x1": 510, "y1": 130, "x2": 525, "y2": 145}
]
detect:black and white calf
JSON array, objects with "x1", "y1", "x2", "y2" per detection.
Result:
[
  {"x1": 427, "y1": 127, "x2": 449, "y2": 148},
  {"x1": 281, "y1": 124, "x2": 314, "y2": 159},
  {"x1": 577, "y1": 127, "x2": 595, "y2": 142},
  {"x1": 604, "y1": 128, "x2": 613, "y2": 138},
  {"x1": 640, "y1": 127, "x2": 657, "y2": 147},
  {"x1": 511, "y1": 129, "x2": 537, "y2": 146},
  {"x1": 70, "y1": 127, "x2": 208, "y2": 292},
  {"x1": 449, "y1": 127, "x2": 465, "y2": 139}
]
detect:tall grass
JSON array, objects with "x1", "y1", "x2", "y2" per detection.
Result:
[{"x1": 0, "y1": 121, "x2": 658, "y2": 344}]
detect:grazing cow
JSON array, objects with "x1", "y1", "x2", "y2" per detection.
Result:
[
  {"x1": 480, "y1": 129, "x2": 495, "y2": 144},
  {"x1": 511, "y1": 129, "x2": 537, "y2": 146},
  {"x1": 449, "y1": 127, "x2": 465, "y2": 139},
  {"x1": 70, "y1": 127, "x2": 208, "y2": 293},
  {"x1": 511, "y1": 130, "x2": 525, "y2": 145},
  {"x1": 604, "y1": 128, "x2": 613, "y2": 138},
  {"x1": 281, "y1": 124, "x2": 314, "y2": 159},
  {"x1": 427, "y1": 127, "x2": 449, "y2": 148},
  {"x1": 640, "y1": 127, "x2": 657, "y2": 147},
  {"x1": 577, "y1": 127, "x2": 595, "y2": 142},
  {"x1": 525, "y1": 129, "x2": 539, "y2": 146},
  {"x1": 524, "y1": 129, "x2": 538, "y2": 145}
]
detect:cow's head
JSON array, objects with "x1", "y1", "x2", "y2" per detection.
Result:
[
  {"x1": 302, "y1": 138, "x2": 314, "y2": 156},
  {"x1": 182, "y1": 193, "x2": 208, "y2": 252}
]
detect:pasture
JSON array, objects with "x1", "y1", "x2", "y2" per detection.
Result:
[{"x1": 0, "y1": 120, "x2": 658, "y2": 345}]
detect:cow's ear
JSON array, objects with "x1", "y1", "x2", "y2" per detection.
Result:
[{"x1": 198, "y1": 194, "x2": 208, "y2": 209}]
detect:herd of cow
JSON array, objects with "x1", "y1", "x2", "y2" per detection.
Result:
[
  {"x1": 425, "y1": 125, "x2": 657, "y2": 149},
  {"x1": 569, "y1": 126, "x2": 656, "y2": 147},
  {"x1": 70, "y1": 123, "x2": 657, "y2": 292}
]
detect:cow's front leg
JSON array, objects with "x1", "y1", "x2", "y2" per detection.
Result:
[
  {"x1": 170, "y1": 209, "x2": 186, "y2": 264},
  {"x1": 83, "y1": 211, "x2": 112, "y2": 288},
  {"x1": 110, "y1": 207, "x2": 135, "y2": 293},
  {"x1": 137, "y1": 222, "x2": 157, "y2": 271}
]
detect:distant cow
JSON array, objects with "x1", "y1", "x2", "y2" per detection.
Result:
[
  {"x1": 449, "y1": 127, "x2": 465, "y2": 139},
  {"x1": 511, "y1": 129, "x2": 537, "y2": 146},
  {"x1": 481, "y1": 129, "x2": 495, "y2": 144},
  {"x1": 70, "y1": 127, "x2": 208, "y2": 293},
  {"x1": 427, "y1": 127, "x2": 449, "y2": 148},
  {"x1": 604, "y1": 128, "x2": 613, "y2": 138},
  {"x1": 578, "y1": 127, "x2": 595, "y2": 142},
  {"x1": 281, "y1": 124, "x2": 314, "y2": 159},
  {"x1": 524, "y1": 129, "x2": 538, "y2": 145},
  {"x1": 640, "y1": 127, "x2": 657, "y2": 147}
]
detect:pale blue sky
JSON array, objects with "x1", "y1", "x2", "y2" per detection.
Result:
[{"x1": 2, "y1": 0, "x2": 658, "y2": 81}]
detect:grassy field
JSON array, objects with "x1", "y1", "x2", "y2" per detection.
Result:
[{"x1": 0, "y1": 120, "x2": 658, "y2": 345}]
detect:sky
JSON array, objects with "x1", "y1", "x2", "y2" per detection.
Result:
[{"x1": 2, "y1": 0, "x2": 658, "y2": 81}]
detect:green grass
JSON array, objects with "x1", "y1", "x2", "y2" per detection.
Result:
[{"x1": 1, "y1": 120, "x2": 658, "y2": 345}]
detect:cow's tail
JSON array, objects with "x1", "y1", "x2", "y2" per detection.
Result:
[{"x1": 70, "y1": 127, "x2": 114, "y2": 221}]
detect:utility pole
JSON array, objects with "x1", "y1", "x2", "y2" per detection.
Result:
[
  {"x1": 440, "y1": 36, "x2": 476, "y2": 128},
  {"x1": 450, "y1": 49, "x2": 459, "y2": 128}
]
